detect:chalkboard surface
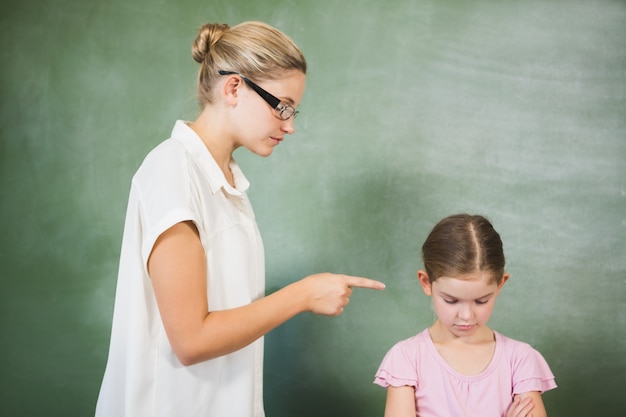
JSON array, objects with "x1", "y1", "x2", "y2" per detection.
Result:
[{"x1": 1, "y1": 0, "x2": 624, "y2": 416}]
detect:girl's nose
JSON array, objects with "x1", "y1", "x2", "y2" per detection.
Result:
[{"x1": 458, "y1": 304, "x2": 474, "y2": 320}]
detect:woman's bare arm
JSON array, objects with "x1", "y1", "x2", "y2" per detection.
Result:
[{"x1": 148, "y1": 221, "x2": 385, "y2": 365}]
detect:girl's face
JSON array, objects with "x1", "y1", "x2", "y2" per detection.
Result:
[
  {"x1": 418, "y1": 270, "x2": 508, "y2": 340},
  {"x1": 233, "y1": 70, "x2": 306, "y2": 157}
]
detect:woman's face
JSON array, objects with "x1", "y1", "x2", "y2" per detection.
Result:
[{"x1": 234, "y1": 70, "x2": 306, "y2": 157}]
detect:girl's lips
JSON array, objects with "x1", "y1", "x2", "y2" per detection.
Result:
[{"x1": 455, "y1": 324, "x2": 476, "y2": 331}]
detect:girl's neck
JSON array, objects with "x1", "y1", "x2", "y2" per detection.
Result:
[{"x1": 428, "y1": 321, "x2": 497, "y2": 376}]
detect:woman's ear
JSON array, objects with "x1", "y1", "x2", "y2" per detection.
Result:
[
  {"x1": 417, "y1": 270, "x2": 433, "y2": 296},
  {"x1": 222, "y1": 74, "x2": 243, "y2": 105}
]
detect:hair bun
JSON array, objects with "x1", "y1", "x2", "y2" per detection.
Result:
[{"x1": 192, "y1": 23, "x2": 230, "y2": 63}]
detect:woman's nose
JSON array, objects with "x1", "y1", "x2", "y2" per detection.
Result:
[{"x1": 281, "y1": 118, "x2": 296, "y2": 134}]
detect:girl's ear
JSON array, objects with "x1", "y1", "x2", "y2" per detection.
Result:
[
  {"x1": 497, "y1": 273, "x2": 510, "y2": 292},
  {"x1": 417, "y1": 270, "x2": 433, "y2": 296}
]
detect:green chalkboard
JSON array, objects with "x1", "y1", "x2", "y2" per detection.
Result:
[{"x1": 1, "y1": 0, "x2": 624, "y2": 416}]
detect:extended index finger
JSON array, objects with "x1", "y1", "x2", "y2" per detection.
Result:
[{"x1": 344, "y1": 275, "x2": 386, "y2": 290}]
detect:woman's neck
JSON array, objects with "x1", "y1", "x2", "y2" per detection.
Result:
[{"x1": 189, "y1": 109, "x2": 237, "y2": 186}]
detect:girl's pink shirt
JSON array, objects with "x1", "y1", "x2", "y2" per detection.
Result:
[{"x1": 374, "y1": 329, "x2": 556, "y2": 417}]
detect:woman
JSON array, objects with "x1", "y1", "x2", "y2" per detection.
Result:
[{"x1": 95, "y1": 21, "x2": 385, "y2": 417}]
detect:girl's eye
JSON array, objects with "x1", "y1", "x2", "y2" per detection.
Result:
[
  {"x1": 475, "y1": 300, "x2": 488, "y2": 305},
  {"x1": 444, "y1": 299, "x2": 458, "y2": 304}
]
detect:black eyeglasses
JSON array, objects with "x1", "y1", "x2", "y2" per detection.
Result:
[{"x1": 218, "y1": 70, "x2": 298, "y2": 120}]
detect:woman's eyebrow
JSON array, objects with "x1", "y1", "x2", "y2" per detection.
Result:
[{"x1": 281, "y1": 96, "x2": 296, "y2": 106}]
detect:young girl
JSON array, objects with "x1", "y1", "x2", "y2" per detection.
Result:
[
  {"x1": 374, "y1": 214, "x2": 556, "y2": 417},
  {"x1": 95, "y1": 21, "x2": 384, "y2": 417}
]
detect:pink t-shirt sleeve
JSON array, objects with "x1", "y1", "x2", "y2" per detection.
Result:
[
  {"x1": 374, "y1": 335, "x2": 420, "y2": 388},
  {"x1": 507, "y1": 337, "x2": 557, "y2": 394}
]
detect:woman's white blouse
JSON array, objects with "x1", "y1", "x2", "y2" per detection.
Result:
[{"x1": 96, "y1": 120, "x2": 266, "y2": 417}]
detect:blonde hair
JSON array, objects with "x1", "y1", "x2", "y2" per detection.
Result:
[{"x1": 191, "y1": 21, "x2": 307, "y2": 107}]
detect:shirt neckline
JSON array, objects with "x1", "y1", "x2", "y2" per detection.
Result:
[
  {"x1": 421, "y1": 328, "x2": 502, "y2": 382},
  {"x1": 170, "y1": 120, "x2": 250, "y2": 196}
]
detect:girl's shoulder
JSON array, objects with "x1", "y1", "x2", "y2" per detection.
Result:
[
  {"x1": 383, "y1": 329, "x2": 432, "y2": 362},
  {"x1": 393, "y1": 329, "x2": 431, "y2": 349},
  {"x1": 494, "y1": 331, "x2": 538, "y2": 354},
  {"x1": 493, "y1": 331, "x2": 552, "y2": 369},
  {"x1": 494, "y1": 331, "x2": 533, "y2": 350},
  {"x1": 493, "y1": 331, "x2": 557, "y2": 393},
  {"x1": 374, "y1": 329, "x2": 432, "y2": 388}
]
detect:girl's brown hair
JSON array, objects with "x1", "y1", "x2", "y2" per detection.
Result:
[
  {"x1": 191, "y1": 21, "x2": 307, "y2": 107},
  {"x1": 421, "y1": 214, "x2": 506, "y2": 284}
]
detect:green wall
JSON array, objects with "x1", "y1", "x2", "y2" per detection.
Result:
[{"x1": 1, "y1": 0, "x2": 625, "y2": 415}]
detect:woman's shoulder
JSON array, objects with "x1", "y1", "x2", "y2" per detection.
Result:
[
  {"x1": 133, "y1": 138, "x2": 189, "y2": 182},
  {"x1": 137, "y1": 121, "x2": 199, "y2": 171},
  {"x1": 126, "y1": 139, "x2": 195, "y2": 207},
  {"x1": 143, "y1": 137, "x2": 187, "y2": 164}
]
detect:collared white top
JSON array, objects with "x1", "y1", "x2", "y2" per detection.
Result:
[{"x1": 96, "y1": 120, "x2": 266, "y2": 417}]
